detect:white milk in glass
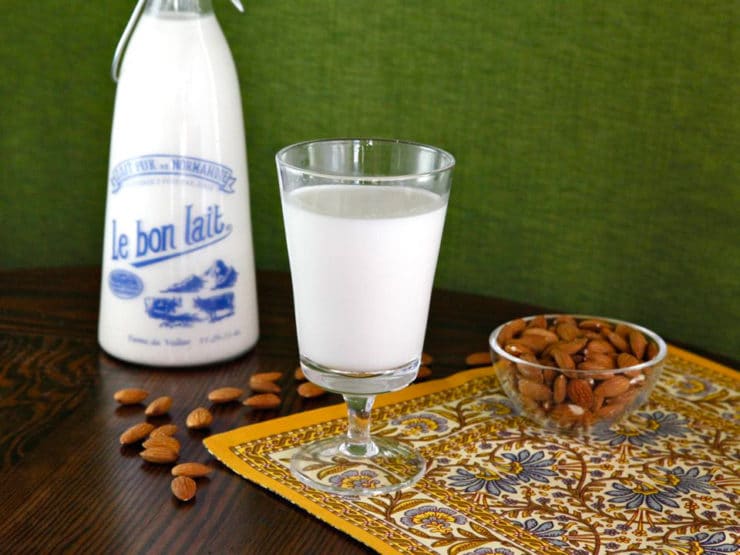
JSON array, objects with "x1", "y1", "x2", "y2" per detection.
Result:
[
  {"x1": 282, "y1": 185, "x2": 447, "y2": 374},
  {"x1": 99, "y1": 10, "x2": 259, "y2": 366}
]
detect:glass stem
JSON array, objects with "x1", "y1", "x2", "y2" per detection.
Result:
[{"x1": 343, "y1": 395, "x2": 378, "y2": 457}]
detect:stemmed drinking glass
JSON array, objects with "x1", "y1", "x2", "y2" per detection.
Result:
[{"x1": 276, "y1": 139, "x2": 454, "y2": 495}]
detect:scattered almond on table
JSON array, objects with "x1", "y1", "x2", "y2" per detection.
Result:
[
  {"x1": 297, "y1": 382, "x2": 326, "y2": 399},
  {"x1": 243, "y1": 393, "x2": 281, "y2": 409},
  {"x1": 142, "y1": 435, "x2": 180, "y2": 454},
  {"x1": 186, "y1": 407, "x2": 213, "y2": 429},
  {"x1": 114, "y1": 388, "x2": 149, "y2": 405},
  {"x1": 465, "y1": 351, "x2": 492, "y2": 367},
  {"x1": 172, "y1": 462, "x2": 213, "y2": 478},
  {"x1": 140, "y1": 446, "x2": 179, "y2": 464},
  {"x1": 207, "y1": 387, "x2": 244, "y2": 404},
  {"x1": 150, "y1": 424, "x2": 178, "y2": 437},
  {"x1": 416, "y1": 366, "x2": 432, "y2": 380},
  {"x1": 248, "y1": 374, "x2": 281, "y2": 394},
  {"x1": 171, "y1": 476, "x2": 197, "y2": 502},
  {"x1": 119, "y1": 422, "x2": 155, "y2": 445},
  {"x1": 145, "y1": 395, "x2": 173, "y2": 416}
]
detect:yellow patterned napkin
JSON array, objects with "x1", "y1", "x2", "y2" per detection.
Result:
[{"x1": 204, "y1": 346, "x2": 739, "y2": 555}]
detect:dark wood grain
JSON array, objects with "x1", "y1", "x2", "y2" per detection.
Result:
[{"x1": 0, "y1": 267, "x2": 735, "y2": 554}]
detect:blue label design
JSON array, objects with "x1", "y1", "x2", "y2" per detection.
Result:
[
  {"x1": 108, "y1": 269, "x2": 144, "y2": 299},
  {"x1": 143, "y1": 260, "x2": 238, "y2": 327},
  {"x1": 110, "y1": 154, "x2": 236, "y2": 194},
  {"x1": 110, "y1": 204, "x2": 232, "y2": 269}
]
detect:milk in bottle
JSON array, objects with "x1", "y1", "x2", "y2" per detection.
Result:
[{"x1": 99, "y1": 0, "x2": 259, "y2": 366}]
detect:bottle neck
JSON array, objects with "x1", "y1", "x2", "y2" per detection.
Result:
[{"x1": 145, "y1": 0, "x2": 213, "y2": 15}]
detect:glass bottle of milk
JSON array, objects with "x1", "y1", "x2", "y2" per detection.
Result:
[{"x1": 99, "y1": 0, "x2": 259, "y2": 366}]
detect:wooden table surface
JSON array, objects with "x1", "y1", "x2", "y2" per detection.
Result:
[{"x1": 0, "y1": 267, "x2": 735, "y2": 554}]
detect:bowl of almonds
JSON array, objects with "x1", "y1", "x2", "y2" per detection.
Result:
[{"x1": 489, "y1": 314, "x2": 666, "y2": 432}]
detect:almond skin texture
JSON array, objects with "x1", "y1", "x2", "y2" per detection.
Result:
[
  {"x1": 142, "y1": 435, "x2": 180, "y2": 454},
  {"x1": 629, "y1": 330, "x2": 648, "y2": 360},
  {"x1": 297, "y1": 382, "x2": 327, "y2": 399},
  {"x1": 465, "y1": 351, "x2": 492, "y2": 367},
  {"x1": 518, "y1": 379, "x2": 552, "y2": 402},
  {"x1": 171, "y1": 476, "x2": 197, "y2": 502},
  {"x1": 294, "y1": 367, "x2": 306, "y2": 381},
  {"x1": 140, "y1": 446, "x2": 178, "y2": 464},
  {"x1": 144, "y1": 396, "x2": 173, "y2": 416},
  {"x1": 172, "y1": 462, "x2": 213, "y2": 478},
  {"x1": 594, "y1": 376, "x2": 631, "y2": 398},
  {"x1": 113, "y1": 388, "x2": 149, "y2": 405},
  {"x1": 248, "y1": 375, "x2": 281, "y2": 394},
  {"x1": 207, "y1": 387, "x2": 244, "y2": 404},
  {"x1": 243, "y1": 393, "x2": 281, "y2": 409},
  {"x1": 150, "y1": 424, "x2": 178, "y2": 437},
  {"x1": 119, "y1": 422, "x2": 155, "y2": 445},
  {"x1": 553, "y1": 375, "x2": 567, "y2": 404},
  {"x1": 567, "y1": 379, "x2": 594, "y2": 409},
  {"x1": 186, "y1": 407, "x2": 213, "y2": 429}
]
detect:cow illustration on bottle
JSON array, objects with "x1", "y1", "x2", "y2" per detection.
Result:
[{"x1": 144, "y1": 260, "x2": 238, "y2": 327}]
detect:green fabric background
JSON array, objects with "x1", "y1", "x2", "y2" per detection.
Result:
[{"x1": 0, "y1": 1, "x2": 738, "y2": 360}]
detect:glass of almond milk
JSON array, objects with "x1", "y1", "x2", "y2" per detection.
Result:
[{"x1": 276, "y1": 138, "x2": 454, "y2": 495}]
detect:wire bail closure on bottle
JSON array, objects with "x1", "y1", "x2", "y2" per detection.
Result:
[{"x1": 111, "y1": 0, "x2": 244, "y2": 83}]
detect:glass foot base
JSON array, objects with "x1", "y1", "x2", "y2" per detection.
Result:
[{"x1": 290, "y1": 435, "x2": 426, "y2": 496}]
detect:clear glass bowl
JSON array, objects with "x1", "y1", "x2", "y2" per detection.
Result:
[{"x1": 489, "y1": 314, "x2": 667, "y2": 432}]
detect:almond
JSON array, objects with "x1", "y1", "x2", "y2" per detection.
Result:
[
  {"x1": 594, "y1": 376, "x2": 631, "y2": 398},
  {"x1": 186, "y1": 407, "x2": 213, "y2": 429},
  {"x1": 527, "y1": 314, "x2": 548, "y2": 329},
  {"x1": 518, "y1": 379, "x2": 552, "y2": 402},
  {"x1": 119, "y1": 422, "x2": 155, "y2": 445},
  {"x1": 555, "y1": 322, "x2": 580, "y2": 341},
  {"x1": 465, "y1": 351, "x2": 492, "y2": 367},
  {"x1": 140, "y1": 446, "x2": 178, "y2": 464},
  {"x1": 579, "y1": 319, "x2": 613, "y2": 332},
  {"x1": 584, "y1": 352, "x2": 616, "y2": 369},
  {"x1": 172, "y1": 462, "x2": 213, "y2": 478},
  {"x1": 150, "y1": 424, "x2": 178, "y2": 437},
  {"x1": 556, "y1": 337, "x2": 588, "y2": 355},
  {"x1": 522, "y1": 327, "x2": 558, "y2": 344},
  {"x1": 548, "y1": 403, "x2": 583, "y2": 426},
  {"x1": 113, "y1": 388, "x2": 149, "y2": 405},
  {"x1": 504, "y1": 341, "x2": 533, "y2": 357},
  {"x1": 416, "y1": 365, "x2": 432, "y2": 380},
  {"x1": 421, "y1": 352, "x2": 434, "y2": 366},
  {"x1": 567, "y1": 379, "x2": 594, "y2": 409},
  {"x1": 171, "y1": 476, "x2": 197, "y2": 502},
  {"x1": 552, "y1": 348, "x2": 575, "y2": 370},
  {"x1": 294, "y1": 367, "x2": 306, "y2": 381},
  {"x1": 249, "y1": 374, "x2": 281, "y2": 394},
  {"x1": 596, "y1": 402, "x2": 626, "y2": 420},
  {"x1": 514, "y1": 334, "x2": 550, "y2": 354},
  {"x1": 497, "y1": 318, "x2": 527, "y2": 346},
  {"x1": 617, "y1": 352, "x2": 640, "y2": 369},
  {"x1": 297, "y1": 382, "x2": 327, "y2": 398},
  {"x1": 253, "y1": 371, "x2": 283, "y2": 382},
  {"x1": 144, "y1": 395, "x2": 172, "y2": 416},
  {"x1": 207, "y1": 387, "x2": 244, "y2": 403},
  {"x1": 143, "y1": 435, "x2": 180, "y2": 453},
  {"x1": 604, "y1": 330, "x2": 629, "y2": 353},
  {"x1": 553, "y1": 374, "x2": 567, "y2": 404},
  {"x1": 629, "y1": 330, "x2": 648, "y2": 360},
  {"x1": 243, "y1": 393, "x2": 282, "y2": 409},
  {"x1": 586, "y1": 339, "x2": 616, "y2": 355},
  {"x1": 646, "y1": 341, "x2": 659, "y2": 361}
]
